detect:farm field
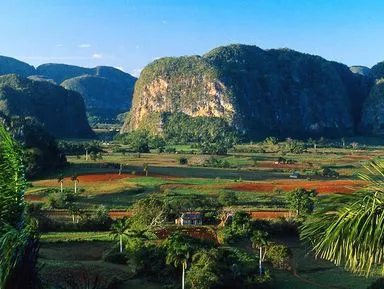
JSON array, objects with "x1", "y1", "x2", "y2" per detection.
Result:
[{"x1": 27, "y1": 141, "x2": 384, "y2": 288}]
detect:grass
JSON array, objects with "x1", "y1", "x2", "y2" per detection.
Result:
[
  {"x1": 272, "y1": 237, "x2": 376, "y2": 289},
  {"x1": 41, "y1": 231, "x2": 112, "y2": 242}
]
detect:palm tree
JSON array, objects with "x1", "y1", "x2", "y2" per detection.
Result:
[
  {"x1": 67, "y1": 205, "x2": 80, "y2": 224},
  {"x1": 110, "y1": 219, "x2": 129, "y2": 253},
  {"x1": 143, "y1": 163, "x2": 149, "y2": 176},
  {"x1": 57, "y1": 175, "x2": 64, "y2": 193},
  {"x1": 251, "y1": 230, "x2": 269, "y2": 276},
  {"x1": 71, "y1": 174, "x2": 79, "y2": 194},
  {"x1": 0, "y1": 125, "x2": 40, "y2": 288},
  {"x1": 301, "y1": 160, "x2": 384, "y2": 276},
  {"x1": 166, "y1": 242, "x2": 190, "y2": 289}
]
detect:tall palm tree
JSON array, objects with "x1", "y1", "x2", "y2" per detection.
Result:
[
  {"x1": 301, "y1": 160, "x2": 384, "y2": 276},
  {"x1": 71, "y1": 174, "x2": 79, "y2": 194},
  {"x1": 143, "y1": 163, "x2": 149, "y2": 177},
  {"x1": 251, "y1": 230, "x2": 269, "y2": 276},
  {"x1": 57, "y1": 175, "x2": 64, "y2": 193},
  {"x1": 110, "y1": 219, "x2": 129, "y2": 253},
  {"x1": 166, "y1": 243, "x2": 190, "y2": 289}
]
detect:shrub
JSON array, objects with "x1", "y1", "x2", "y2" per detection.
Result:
[
  {"x1": 322, "y1": 167, "x2": 339, "y2": 178},
  {"x1": 218, "y1": 191, "x2": 238, "y2": 206},
  {"x1": 265, "y1": 245, "x2": 293, "y2": 270},
  {"x1": 179, "y1": 157, "x2": 188, "y2": 165},
  {"x1": 165, "y1": 147, "x2": 176, "y2": 153},
  {"x1": 245, "y1": 271, "x2": 273, "y2": 289}
]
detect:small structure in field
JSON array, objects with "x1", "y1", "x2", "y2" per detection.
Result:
[
  {"x1": 175, "y1": 212, "x2": 203, "y2": 225},
  {"x1": 289, "y1": 173, "x2": 300, "y2": 179}
]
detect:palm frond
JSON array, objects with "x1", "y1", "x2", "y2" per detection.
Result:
[{"x1": 301, "y1": 160, "x2": 384, "y2": 276}]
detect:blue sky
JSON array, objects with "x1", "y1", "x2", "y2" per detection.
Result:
[{"x1": 0, "y1": 0, "x2": 383, "y2": 76}]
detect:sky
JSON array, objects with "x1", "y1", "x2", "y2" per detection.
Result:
[{"x1": 0, "y1": 0, "x2": 383, "y2": 77}]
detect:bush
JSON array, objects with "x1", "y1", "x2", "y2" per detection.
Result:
[
  {"x1": 203, "y1": 157, "x2": 231, "y2": 168},
  {"x1": 322, "y1": 167, "x2": 339, "y2": 178},
  {"x1": 179, "y1": 157, "x2": 188, "y2": 165},
  {"x1": 265, "y1": 245, "x2": 293, "y2": 270},
  {"x1": 218, "y1": 191, "x2": 238, "y2": 206},
  {"x1": 165, "y1": 147, "x2": 176, "y2": 153},
  {"x1": 244, "y1": 272, "x2": 273, "y2": 289}
]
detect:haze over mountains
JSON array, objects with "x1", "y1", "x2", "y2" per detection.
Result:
[{"x1": 1, "y1": 44, "x2": 384, "y2": 140}]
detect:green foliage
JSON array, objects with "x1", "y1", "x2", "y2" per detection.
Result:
[
  {"x1": 0, "y1": 126, "x2": 25, "y2": 228},
  {"x1": 186, "y1": 249, "x2": 220, "y2": 289},
  {"x1": 218, "y1": 212, "x2": 252, "y2": 244},
  {"x1": 218, "y1": 191, "x2": 238, "y2": 206},
  {"x1": 131, "y1": 196, "x2": 167, "y2": 231},
  {"x1": 263, "y1": 136, "x2": 279, "y2": 146},
  {"x1": 283, "y1": 139, "x2": 305, "y2": 154},
  {"x1": 162, "y1": 112, "x2": 238, "y2": 155},
  {"x1": 46, "y1": 189, "x2": 78, "y2": 209},
  {"x1": 58, "y1": 140, "x2": 102, "y2": 155},
  {"x1": 0, "y1": 125, "x2": 40, "y2": 289},
  {"x1": 322, "y1": 167, "x2": 340, "y2": 178},
  {"x1": 149, "y1": 134, "x2": 166, "y2": 152},
  {"x1": 251, "y1": 230, "x2": 269, "y2": 249},
  {"x1": 203, "y1": 156, "x2": 231, "y2": 168},
  {"x1": 265, "y1": 244, "x2": 293, "y2": 270},
  {"x1": 286, "y1": 188, "x2": 317, "y2": 217},
  {"x1": 118, "y1": 130, "x2": 150, "y2": 153},
  {"x1": 300, "y1": 159, "x2": 384, "y2": 276}
]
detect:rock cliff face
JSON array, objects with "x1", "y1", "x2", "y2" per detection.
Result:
[
  {"x1": 359, "y1": 61, "x2": 384, "y2": 135},
  {"x1": 0, "y1": 74, "x2": 94, "y2": 138},
  {"x1": 122, "y1": 44, "x2": 368, "y2": 138},
  {"x1": 360, "y1": 80, "x2": 384, "y2": 134}
]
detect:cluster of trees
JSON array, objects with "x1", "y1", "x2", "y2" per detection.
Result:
[
  {"x1": 108, "y1": 209, "x2": 275, "y2": 289},
  {"x1": 118, "y1": 112, "x2": 238, "y2": 155},
  {"x1": 5, "y1": 116, "x2": 68, "y2": 178},
  {"x1": 162, "y1": 113, "x2": 238, "y2": 155},
  {"x1": 58, "y1": 140, "x2": 103, "y2": 156},
  {"x1": 116, "y1": 130, "x2": 165, "y2": 153}
]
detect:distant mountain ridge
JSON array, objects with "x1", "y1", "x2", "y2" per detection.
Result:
[{"x1": 0, "y1": 56, "x2": 136, "y2": 124}]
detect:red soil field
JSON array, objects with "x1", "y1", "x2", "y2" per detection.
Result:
[
  {"x1": 256, "y1": 162, "x2": 307, "y2": 169},
  {"x1": 37, "y1": 172, "x2": 179, "y2": 186},
  {"x1": 75, "y1": 173, "x2": 135, "y2": 182},
  {"x1": 25, "y1": 195, "x2": 44, "y2": 202},
  {"x1": 108, "y1": 211, "x2": 132, "y2": 219},
  {"x1": 250, "y1": 211, "x2": 294, "y2": 219},
  {"x1": 43, "y1": 210, "x2": 132, "y2": 219},
  {"x1": 230, "y1": 180, "x2": 365, "y2": 194},
  {"x1": 343, "y1": 154, "x2": 372, "y2": 160},
  {"x1": 156, "y1": 226, "x2": 218, "y2": 243}
]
